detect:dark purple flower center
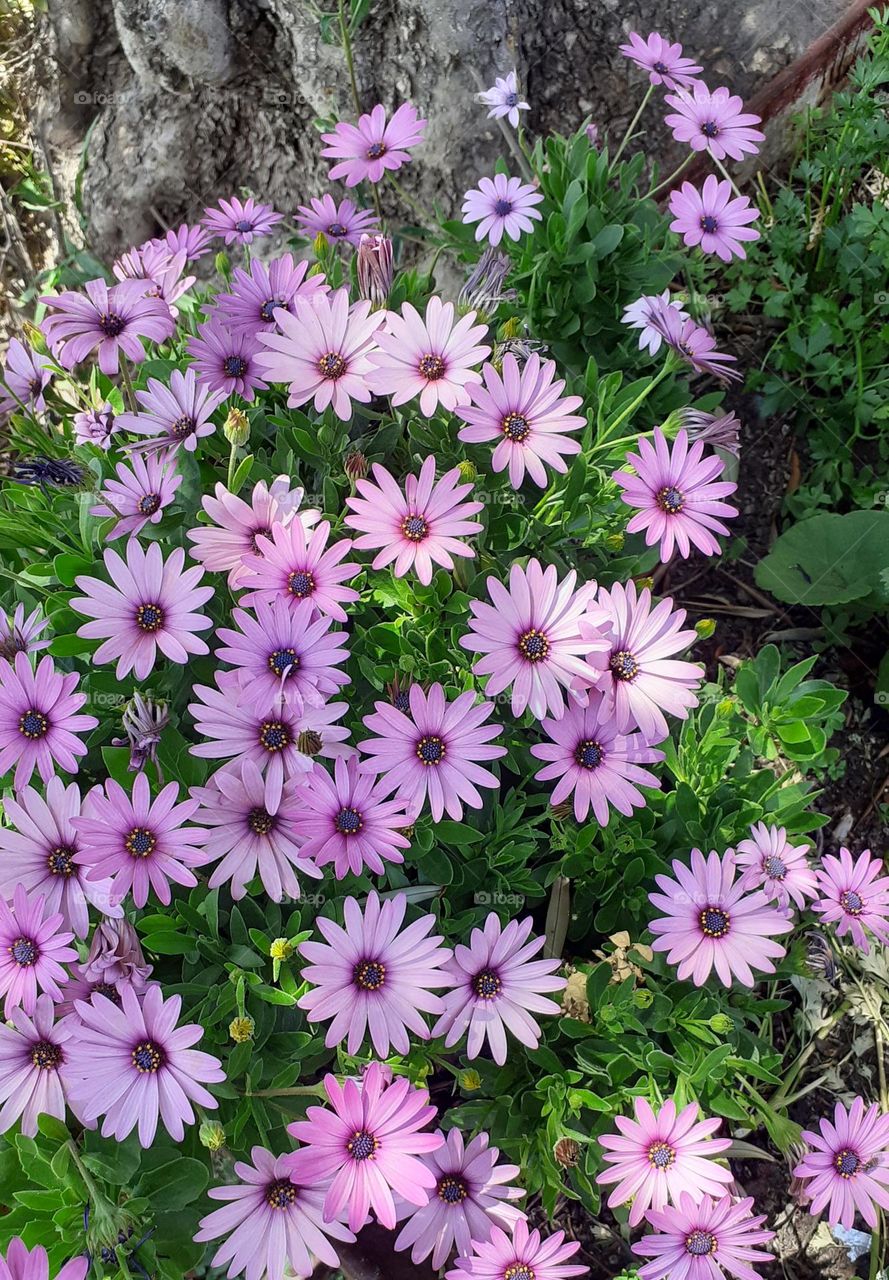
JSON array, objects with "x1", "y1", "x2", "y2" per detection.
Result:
[
  {"x1": 251, "y1": 525, "x2": 274, "y2": 553},
  {"x1": 493, "y1": 198, "x2": 513, "y2": 217},
  {"x1": 223, "y1": 355, "x2": 248, "y2": 379},
  {"x1": 393, "y1": 690, "x2": 411, "y2": 713},
  {"x1": 418, "y1": 353, "x2": 445, "y2": 380},
  {"x1": 48, "y1": 845, "x2": 76, "y2": 877},
  {"x1": 327, "y1": 222, "x2": 348, "y2": 238},
  {"x1": 259, "y1": 720, "x2": 291, "y2": 753},
  {"x1": 518, "y1": 628, "x2": 550, "y2": 662},
  {"x1": 93, "y1": 982, "x2": 121, "y2": 1004},
  {"x1": 610, "y1": 649, "x2": 639, "y2": 682},
  {"x1": 700, "y1": 906, "x2": 730, "y2": 938},
  {"x1": 648, "y1": 1141, "x2": 676, "y2": 1169},
  {"x1": 366, "y1": 142, "x2": 387, "y2": 160},
  {"x1": 834, "y1": 1148, "x2": 860, "y2": 1178},
  {"x1": 575, "y1": 739, "x2": 604, "y2": 770},
  {"x1": 335, "y1": 807, "x2": 363, "y2": 835},
  {"x1": 260, "y1": 296, "x2": 286, "y2": 323},
  {"x1": 131, "y1": 1040, "x2": 164, "y2": 1073},
  {"x1": 170, "y1": 414, "x2": 195, "y2": 439},
  {"x1": 268, "y1": 647, "x2": 298, "y2": 677},
  {"x1": 125, "y1": 826, "x2": 157, "y2": 859},
  {"x1": 472, "y1": 968, "x2": 502, "y2": 999},
  {"x1": 701, "y1": 121, "x2": 720, "y2": 138},
  {"x1": 318, "y1": 351, "x2": 347, "y2": 380},
  {"x1": 287, "y1": 568, "x2": 315, "y2": 598},
  {"x1": 685, "y1": 1231, "x2": 717, "y2": 1257},
  {"x1": 401, "y1": 513, "x2": 429, "y2": 541},
  {"x1": 249, "y1": 807, "x2": 274, "y2": 835},
  {"x1": 502, "y1": 412, "x2": 531, "y2": 442},
  {"x1": 437, "y1": 1174, "x2": 469, "y2": 1203},
  {"x1": 347, "y1": 1128, "x2": 379, "y2": 1159},
  {"x1": 763, "y1": 854, "x2": 787, "y2": 880},
  {"x1": 31, "y1": 1040, "x2": 62, "y2": 1069},
  {"x1": 234, "y1": 219, "x2": 255, "y2": 233},
  {"x1": 656, "y1": 485, "x2": 685, "y2": 514},
  {"x1": 416, "y1": 734, "x2": 445, "y2": 766},
  {"x1": 504, "y1": 1265, "x2": 534, "y2": 1280},
  {"x1": 652, "y1": 61, "x2": 668, "y2": 74},
  {"x1": 700, "y1": 215, "x2": 719, "y2": 234},
  {"x1": 10, "y1": 936, "x2": 37, "y2": 966},
  {"x1": 18, "y1": 708, "x2": 48, "y2": 739},
  {"x1": 266, "y1": 1178, "x2": 298, "y2": 1209},
  {"x1": 354, "y1": 959, "x2": 386, "y2": 990},
  {"x1": 138, "y1": 492, "x2": 162, "y2": 515},
  {"x1": 840, "y1": 890, "x2": 864, "y2": 916},
  {"x1": 504, "y1": 91, "x2": 520, "y2": 107},
  {"x1": 99, "y1": 313, "x2": 125, "y2": 337},
  {"x1": 29, "y1": 376, "x2": 44, "y2": 398},
  {"x1": 136, "y1": 602, "x2": 164, "y2": 632}
]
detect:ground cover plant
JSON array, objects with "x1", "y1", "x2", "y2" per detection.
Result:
[{"x1": 0, "y1": 13, "x2": 887, "y2": 1280}]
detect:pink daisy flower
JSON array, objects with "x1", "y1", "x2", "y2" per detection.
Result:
[
  {"x1": 664, "y1": 83, "x2": 765, "y2": 161},
  {"x1": 813, "y1": 846, "x2": 889, "y2": 953},
  {"x1": 112, "y1": 241, "x2": 194, "y2": 315},
  {"x1": 618, "y1": 32, "x2": 703, "y2": 90},
  {"x1": 56, "y1": 921, "x2": 153, "y2": 1016},
  {"x1": 215, "y1": 252, "x2": 329, "y2": 336},
  {"x1": 644, "y1": 299, "x2": 741, "y2": 381},
  {"x1": 456, "y1": 353, "x2": 584, "y2": 488},
  {"x1": 669, "y1": 177, "x2": 761, "y2": 263},
  {"x1": 358, "y1": 682, "x2": 506, "y2": 822},
  {"x1": 195, "y1": 1145, "x2": 355, "y2": 1280},
  {"x1": 367, "y1": 297, "x2": 490, "y2": 415},
  {"x1": 632, "y1": 1193, "x2": 774, "y2": 1280},
  {"x1": 476, "y1": 71, "x2": 529, "y2": 129},
  {"x1": 622, "y1": 291, "x2": 690, "y2": 356},
  {"x1": 432, "y1": 913, "x2": 565, "y2": 1065},
  {"x1": 0, "y1": 885, "x2": 76, "y2": 1016},
  {"x1": 73, "y1": 771, "x2": 207, "y2": 909},
  {"x1": 295, "y1": 194, "x2": 381, "y2": 246},
  {"x1": 0, "y1": 653, "x2": 96, "y2": 790},
  {"x1": 530, "y1": 692, "x2": 664, "y2": 824},
  {"x1": 291, "y1": 755, "x2": 412, "y2": 878},
  {"x1": 0, "y1": 337, "x2": 53, "y2": 416},
  {"x1": 682, "y1": 407, "x2": 742, "y2": 456},
  {"x1": 735, "y1": 822, "x2": 818, "y2": 911},
  {"x1": 461, "y1": 174, "x2": 544, "y2": 247},
  {"x1": 446, "y1": 1217, "x2": 586, "y2": 1280},
  {"x1": 286, "y1": 1060, "x2": 443, "y2": 1231},
  {"x1": 239, "y1": 517, "x2": 360, "y2": 623},
  {"x1": 254, "y1": 288, "x2": 382, "y2": 420},
  {"x1": 0, "y1": 604, "x2": 50, "y2": 662},
  {"x1": 0, "y1": 1238, "x2": 87, "y2": 1280},
  {"x1": 186, "y1": 476, "x2": 318, "y2": 588},
  {"x1": 395, "y1": 1129, "x2": 526, "y2": 1269},
  {"x1": 345, "y1": 455, "x2": 483, "y2": 585},
  {"x1": 584, "y1": 579, "x2": 702, "y2": 740},
  {"x1": 298, "y1": 890, "x2": 453, "y2": 1057},
  {"x1": 0, "y1": 994, "x2": 74, "y2": 1138},
  {"x1": 321, "y1": 102, "x2": 426, "y2": 187},
  {"x1": 615, "y1": 427, "x2": 739, "y2": 561},
  {"x1": 202, "y1": 195, "x2": 283, "y2": 246},
  {"x1": 90, "y1": 453, "x2": 181, "y2": 539},
  {"x1": 461, "y1": 559, "x2": 608, "y2": 720},
  {"x1": 596, "y1": 1097, "x2": 733, "y2": 1226},
  {"x1": 72, "y1": 402, "x2": 116, "y2": 450},
  {"x1": 40, "y1": 278, "x2": 174, "y2": 375},
  {"x1": 72, "y1": 540, "x2": 213, "y2": 680},
  {"x1": 157, "y1": 221, "x2": 214, "y2": 262},
  {"x1": 190, "y1": 759, "x2": 321, "y2": 901},
  {"x1": 215, "y1": 598, "x2": 350, "y2": 711},
  {"x1": 65, "y1": 983, "x2": 224, "y2": 1147},
  {"x1": 186, "y1": 316, "x2": 268, "y2": 402},
  {"x1": 794, "y1": 1097, "x2": 889, "y2": 1230},
  {"x1": 0, "y1": 777, "x2": 121, "y2": 938},
  {"x1": 649, "y1": 848, "x2": 794, "y2": 987},
  {"x1": 117, "y1": 366, "x2": 226, "y2": 455}
]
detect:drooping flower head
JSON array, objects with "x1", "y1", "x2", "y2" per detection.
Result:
[
  {"x1": 72, "y1": 402, "x2": 116, "y2": 450},
  {"x1": 614, "y1": 427, "x2": 739, "y2": 561},
  {"x1": 669, "y1": 177, "x2": 761, "y2": 262},
  {"x1": 0, "y1": 337, "x2": 53, "y2": 416},
  {"x1": 462, "y1": 174, "x2": 544, "y2": 246},
  {"x1": 187, "y1": 476, "x2": 317, "y2": 587},
  {"x1": 295, "y1": 194, "x2": 381, "y2": 246},
  {"x1": 117, "y1": 366, "x2": 226, "y2": 455},
  {"x1": 215, "y1": 253, "x2": 329, "y2": 336},
  {"x1": 622, "y1": 291, "x2": 690, "y2": 356},
  {"x1": 476, "y1": 71, "x2": 530, "y2": 128},
  {"x1": 0, "y1": 652, "x2": 96, "y2": 790},
  {"x1": 186, "y1": 316, "x2": 268, "y2": 402},
  {"x1": 648, "y1": 848, "x2": 794, "y2": 987},
  {"x1": 681, "y1": 407, "x2": 742, "y2": 456},
  {"x1": 618, "y1": 32, "x2": 703, "y2": 90},
  {"x1": 793, "y1": 1097, "x2": 889, "y2": 1229},
  {"x1": 111, "y1": 693, "x2": 170, "y2": 775},
  {"x1": 40, "y1": 278, "x2": 174, "y2": 374},
  {"x1": 0, "y1": 994, "x2": 73, "y2": 1138},
  {"x1": 446, "y1": 1217, "x2": 587, "y2": 1280},
  {"x1": 239, "y1": 517, "x2": 360, "y2": 623},
  {"x1": 458, "y1": 246, "x2": 513, "y2": 318},
  {"x1": 290, "y1": 755, "x2": 412, "y2": 878},
  {"x1": 112, "y1": 241, "x2": 194, "y2": 314},
  {"x1": 0, "y1": 1238, "x2": 87, "y2": 1280},
  {"x1": 432, "y1": 913, "x2": 565, "y2": 1065},
  {"x1": 664, "y1": 83, "x2": 765, "y2": 161},
  {"x1": 0, "y1": 604, "x2": 50, "y2": 662},
  {"x1": 456, "y1": 353, "x2": 584, "y2": 488},
  {"x1": 367, "y1": 297, "x2": 490, "y2": 415},
  {"x1": 596, "y1": 1097, "x2": 733, "y2": 1226},
  {"x1": 90, "y1": 453, "x2": 181, "y2": 539},
  {"x1": 202, "y1": 196, "x2": 283, "y2": 245},
  {"x1": 632, "y1": 1193, "x2": 775, "y2": 1280},
  {"x1": 321, "y1": 102, "x2": 426, "y2": 186},
  {"x1": 0, "y1": 885, "x2": 76, "y2": 1017},
  {"x1": 345, "y1": 455, "x2": 484, "y2": 586},
  {"x1": 735, "y1": 823, "x2": 818, "y2": 910},
  {"x1": 813, "y1": 847, "x2": 889, "y2": 953},
  {"x1": 644, "y1": 299, "x2": 741, "y2": 381}
]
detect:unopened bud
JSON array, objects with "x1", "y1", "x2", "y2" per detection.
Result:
[
  {"x1": 200, "y1": 1120, "x2": 226, "y2": 1150},
  {"x1": 22, "y1": 321, "x2": 46, "y2": 353},
  {"x1": 357, "y1": 234, "x2": 394, "y2": 308},
  {"x1": 456, "y1": 459, "x2": 476, "y2": 482},
  {"x1": 344, "y1": 450, "x2": 369, "y2": 482},
  {"x1": 553, "y1": 1137, "x2": 580, "y2": 1167},
  {"x1": 214, "y1": 251, "x2": 230, "y2": 275},
  {"x1": 297, "y1": 729, "x2": 323, "y2": 756},
  {"x1": 695, "y1": 618, "x2": 716, "y2": 640},
  {"x1": 270, "y1": 937, "x2": 294, "y2": 962},
  {"x1": 229, "y1": 1016, "x2": 254, "y2": 1044},
  {"x1": 635, "y1": 576, "x2": 654, "y2": 591},
  {"x1": 499, "y1": 315, "x2": 522, "y2": 340},
  {"x1": 459, "y1": 1069, "x2": 481, "y2": 1091},
  {"x1": 604, "y1": 533, "x2": 624, "y2": 552},
  {"x1": 717, "y1": 697, "x2": 735, "y2": 716},
  {"x1": 709, "y1": 1013, "x2": 734, "y2": 1034},
  {"x1": 223, "y1": 407, "x2": 250, "y2": 448}
]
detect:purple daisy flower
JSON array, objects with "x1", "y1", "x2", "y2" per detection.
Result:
[
  {"x1": 202, "y1": 196, "x2": 283, "y2": 246},
  {"x1": 0, "y1": 1238, "x2": 87, "y2": 1280},
  {"x1": 446, "y1": 1217, "x2": 586, "y2": 1280},
  {"x1": 476, "y1": 71, "x2": 530, "y2": 129},
  {"x1": 112, "y1": 241, "x2": 194, "y2": 315},
  {"x1": 648, "y1": 848, "x2": 794, "y2": 987},
  {"x1": 156, "y1": 221, "x2": 215, "y2": 262},
  {"x1": 596, "y1": 1097, "x2": 733, "y2": 1227},
  {"x1": 462, "y1": 560, "x2": 608, "y2": 720},
  {"x1": 462, "y1": 174, "x2": 544, "y2": 247},
  {"x1": 40, "y1": 278, "x2": 174, "y2": 375},
  {"x1": 190, "y1": 759, "x2": 321, "y2": 901},
  {"x1": 73, "y1": 771, "x2": 207, "y2": 909},
  {"x1": 65, "y1": 983, "x2": 224, "y2": 1147},
  {"x1": 357, "y1": 232, "x2": 394, "y2": 306},
  {"x1": 812, "y1": 846, "x2": 889, "y2": 953},
  {"x1": 195, "y1": 1145, "x2": 355, "y2": 1280},
  {"x1": 0, "y1": 337, "x2": 53, "y2": 416},
  {"x1": 735, "y1": 822, "x2": 818, "y2": 911},
  {"x1": 216, "y1": 598, "x2": 350, "y2": 712},
  {"x1": 215, "y1": 253, "x2": 329, "y2": 337},
  {"x1": 0, "y1": 885, "x2": 76, "y2": 1016},
  {"x1": 82, "y1": 919, "x2": 153, "y2": 992},
  {"x1": 72, "y1": 540, "x2": 213, "y2": 680},
  {"x1": 664, "y1": 83, "x2": 765, "y2": 161},
  {"x1": 431, "y1": 913, "x2": 565, "y2": 1065},
  {"x1": 90, "y1": 453, "x2": 181, "y2": 540},
  {"x1": 187, "y1": 476, "x2": 318, "y2": 588},
  {"x1": 321, "y1": 102, "x2": 426, "y2": 187},
  {"x1": 0, "y1": 777, "x2": 121, "y2": 938},
  {"x1": 0, "y1": 604, "x2": 50, "y2": 662},
  {"x1": 619, "y1": 32, "x2": 703, "y2": 90},
  {"x1": 622, "y1": 291, "x2": 690, "y2": 356},
  {"x1": 295, "y1": 194, "x2": 381, "y2": 246},
  {"x1": 299, "y1": 890, "x2": 452, "y2": 1056},
  {"x1": 72, "y1": 402, "x2": 116, "y2": 450},
  {"x1": 358, "y1": 682, "x2": 506, "y2": 822},
  {"x1": 0, "y1": 994, "x2": 73, "y2": 1137},
  {"x1": 345, "y1": 456, "x2": 484, "y2": 586},
  {"x1": 530, "y1": 692, "x2": 664, "y2": 824},
  {"x1": 456, "y1": 353, "x2": 584, "y2": 488},
  {"x1": 239, "y1": 517, "x2": 360, "y2": 624},
  {"x1": 644, "y1": 298, "x2": 741, "y2": 381},
  {"x1": 117, "y1": 367, "x2": 226, "y2": 455},
  {"x1": 291, "y1": 756, "x2": 413, "y2": 878},
  {"x1": 794, "y1": 1097, "x2": 889, "y2": 1230},
  {"x1": 681, "y1": 406, "x2": 742, "y2": 456},
  {"x1": 186, "y1": 316, "x2": 268, "y2": 402},
  {"x1": 367, "y1": 297, "x2": 491, "y2": 416},
  {"x1": 286, "y1": 1060, "x2": 444, "y2": 1231},
  {"x1": 615, "y1": 427, "x2": 739, "y2": 561},
  {"x1": 395, "y1": 1129, "x2": 526, "y2": 1268},
  {"x1": 0, "y1": 652, "x2": 96, "y2": 790},
  {"x1": 632, "y1": 1193, "x2": 774, "y2": 1280},
  {"x1": 669, "y1": 176, "x2": 761, "y2": 262}
]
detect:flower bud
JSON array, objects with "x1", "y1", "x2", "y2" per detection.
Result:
[
  {"x1": 200, "y1": 1120, "x2": 226, "y2": 1150},
  {"x1": 717, "y1": 697, "x2": 736, "y2": 717},
  {"x1": 270, "y1": 938, "x2": 294, "y2": 962},
  {"x1": 357, "y1": 233, "x2": 394, "y2": 308},
  {"x1": 459, "y1": 1069, "x2": 481, "y2": 1091},
  {"x1": 499, "y1": 315, "x2": 522, "y2": 340},
  {"x1": 214, "y1": 251, "x2": 230, "y2": 276},
  {"x1": 229, "y1": 1015, "x2": 254, "y2": 1044},
  {"x1": 695, "y1": 618, "x2": 716, "y2": 640},
  {"x1": 344, "y1": 450, "x2": 369, "y2": 482},
  {"x1": 22, "y1": 321, "x2": 47, "y2": 354},
  {"x1": 709, "y1": 1013, "x2": 734, "y2": 1034},
  {"x1": 553, "y1": 1137, "x2": 580, "y2": 1167},
  {"x1": 633, "y1": 988, "x2": 654, "y2": 1008},
  {"x1": 604, "y1": 533, "x2": 624, "y2": 552},
  {"x1": 636, "y1": 576, "x2": 654, "y2": 591},
  {"x1": 312, "y1": 231, "x2": 328, "y2": 259},
  {"x1": 297, "y1": 729, "x2": 323, "y2": 757},
  {"x1": 223, "y1": 407, "x2": 250, "y2": 448},
  {"x1": 456, "y1": 459, "x2": 477, "y2": 482}
]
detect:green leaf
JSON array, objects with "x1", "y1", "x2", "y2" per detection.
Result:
[
  {"x1": 137, "y1": 1157, "x2": 209, "y2": 1209},
  {"x1": 754, "y1": 510, "x2": 889, "y2": 605}
]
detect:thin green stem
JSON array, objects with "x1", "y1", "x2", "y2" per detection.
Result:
[
  {"x1": 591, "y1": 360, "x2": 674, "y2": 455},
  {"x1": 611, "y1": 83, "x2": 654, "y2": 166},
  {"x1": 712, "y1": 155, "x2": 743, "y2": 199},
  {"x1": 387, "y1": 172, "x2": 434, "y2": 228},
  {"x1": 226, "y1": 439, "x2": 240, "y2": 491},
  {"x1": 119, "y1": 360, "x2": 137, "y2": 414},
  {"x1": 67, "y1": 1139, "x2": 104, "y2": 1206},
  {"x1": 644, "y1": 152, "x2": 694, "y2": 200},
  {"x1": 338, "y1": 0, "x2": 363, "y2": 117}
]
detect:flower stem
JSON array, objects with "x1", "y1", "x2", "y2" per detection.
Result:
[
  {"x1": 611, "y1": 83, "x2": 654, "y2": 167},
  {"x1": 644, "y1": 152, "x2": 694, "y2": 200},
  {"x1": 387, "y1": 172, "x2": 434, "y2": 228},
  {"x1": 119, "y1": 360, "x2": 137, "y2": 414},
  {"x1": 592, "y1": 359, "x2": 674, "y2": 455},
  {"x1": 338, "y1": 0, "x2": 363, "y2": 118},
  {"x1": 713, "y1": 155, "x2": 743, "y2": 199}
]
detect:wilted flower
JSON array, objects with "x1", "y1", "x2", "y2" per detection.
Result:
[
  {"x1": 681, "y1": 407, "x2": 742, "y2": 456},
  {"x1": 110, "y1": 692, "x2": 170, "y2": 773},
  {"x1": 73, "y1": 402, "x2": 117, "y2": 450},
  {"x1": 356, "y1": 233, "x2": 394, "y2": 307},
  {"x1": 10, "y1": 457, "x2": 87, "y2": 489},
  {"x1": 458, "y1": 246, "x2": 514, "y2": 316},
  {"x1": 82, "y1": 920, "x2": 153, "y2": 990}
]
